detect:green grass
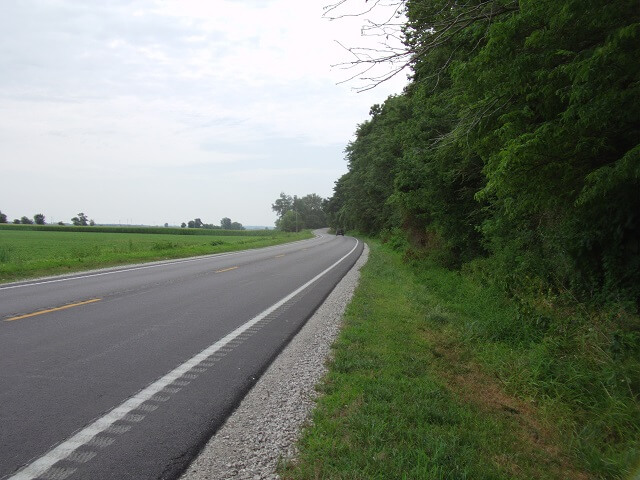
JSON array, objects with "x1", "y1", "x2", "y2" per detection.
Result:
[
  {"x1": 281, "y1": 240, "x2": 640, "y2": 479},
  {"x1": 0, "y1": 228, "x2": 312, "y2": 283},
  {"x1": 0, "y1": 223, "x2": 279, "y2": 236}
]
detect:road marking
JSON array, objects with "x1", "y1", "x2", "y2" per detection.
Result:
[
  {"x1": 6, "y1": 238, "x2": 360, "y2": 480},
  {"x1": 5, "y1": 298, "x2": 102, "y2": 322},
  {"x1": 215, "y1": 266, "x2": 238, "y2": 273}
]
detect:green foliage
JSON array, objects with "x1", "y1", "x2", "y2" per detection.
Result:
[
  {"x1": 219, "y1": 217, "x2": 244, "y2": 230},
  {"x1": 272, "y1": 192, "x2": 327, "y2": 230},
  {"x1": 284, "y1": 241, "x2": 638, "y2": 478},
  {"x1": 33, "y1": 213, "x2": 45, "y2": 225},
  {"x1": 465, "y1": 0, "x2": 640, "y2": 306},
  {"x1": 321, "y1": 2, "x2": 640, "y2": 472},
  {"x1": 276, "y1": 210, "x2": 301, "y2": 232},
  {"x1": 328, "y1": 96, "x2": 410, "y2": 236},
  {"x1": 328, "y1": 0, "x2": 640, "y2": 306},
  {"x1": 71, "y1": 212, "x2": 89, "y2": 226},
  {"x1": 151, "y1": 241, "x2": 178, "y2": 251},
  {"x1": 412, "y1": 247, "x2": 640, "y2": 478},
  {"x1": 0, "y1": 223, "x2": 273, "y2": 236},
  {"x1": 183, "y1": 217, "x2": 241, "y2": 230},
  {"x1": 0, "y1": 246, "x2": 11, "y2": 263},
  {"x1": 296, "y1": 193, "x2": 327, "y2": 229},
  {"x1": 271, "y1": 192, "x2": 293, "y2": 218},
  {"x1": 0, "y1": 211, "x2": 7, "y2": 223},
  {"x1": 283, "y1": 242, "x2": 516, "y2": 479}
]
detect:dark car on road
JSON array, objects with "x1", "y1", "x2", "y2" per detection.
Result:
[{"x1": 336, "y1": 228, "x2": 344, "y2": 236}]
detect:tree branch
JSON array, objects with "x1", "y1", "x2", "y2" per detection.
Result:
[{"x1": 326, "y1": 0, "x2": 519, "y2": 92}]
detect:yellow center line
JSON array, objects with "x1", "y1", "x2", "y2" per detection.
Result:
[
  {"x1": 5, "y1": 298, "x2": 102, "y2": 322},
  {"x1": 274, "y1": 254, "x2": 285, "y2": 258},
  {"x1": 215, "y1": 266, "x2": 238, "y2": 273}
]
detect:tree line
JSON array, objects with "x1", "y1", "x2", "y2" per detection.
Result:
[
  {"x1": 0, "y1": 212, "x2": 46, "y2": 225},
  {"x1": 271, "y1": 192, "x2": 328, "y2": 232},
  {"x1": 0, "y1": 211, "x2": 93, "y2": 226},
  {"x1": 0, "y1": 211, "x2": 247, "y2": 230},
  {"x1": 326, "y1": 0, "x2": 639, "y2": 309},
  {"x1": 180, "y1": 217, "x2": 244, "y2": 230}
]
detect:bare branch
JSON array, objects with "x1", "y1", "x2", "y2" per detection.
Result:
[{"x1": 326, "y1": 0, "x2": 519, "y2": 92}]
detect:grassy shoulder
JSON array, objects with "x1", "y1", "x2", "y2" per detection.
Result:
[
  {"x1": 0, "y1": 228, "x2": 312, "y2": 283},
  {"x1": 281, "y1": 240, "x2": 639, "y2": 479}
]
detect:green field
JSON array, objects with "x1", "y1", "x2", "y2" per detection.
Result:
[
  {"x1": 0, "y1": 225, "x2": 312, "y2": 283},
  {"x1": 281, "y1": 240, "x2": 639, "y2": 480}
]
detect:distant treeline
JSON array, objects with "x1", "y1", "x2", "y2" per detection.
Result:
[
  {"x1": 271, "y1": 192, "x2": 327, "y2": 232},
  {"x1": 181, "y1": 217, "x2": 244, "y2": 230},
  {"x1": 327, "y1": 0, "x2": 639, "y2": 310},
  {"x1": 0, "y1": 224, "x2": 276, "y2": 237}
]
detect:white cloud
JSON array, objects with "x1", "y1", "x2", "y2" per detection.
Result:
[{"x1": 0, "y1": 0, "x2": 407, "y2": 226}]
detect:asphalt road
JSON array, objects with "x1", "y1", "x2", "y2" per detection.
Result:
[{"x1": 0, "y1": 231, "x2": 362, "y2": 480}]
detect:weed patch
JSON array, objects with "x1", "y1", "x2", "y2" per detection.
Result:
[
  {"x1": 0, "y1": 246, "x2": 12, "y2": 263},
  {"x1": 282, "y1": 240, "x2": 637, "y2": 479},
  {"x1": 151, "y1": 241, "x2": 179, "y2": 251}
]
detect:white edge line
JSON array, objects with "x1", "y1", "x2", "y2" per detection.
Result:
[
  {"x1": 0, "y1": 234, "x2": 324, "y2": 291},
  {"x1": 7, "y1": 238, "x2": 359, "y2": 480}
]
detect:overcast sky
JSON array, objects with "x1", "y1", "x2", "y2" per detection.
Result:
[{"x1": 0, "y1": 0, "x2": 406, "y2": 227}]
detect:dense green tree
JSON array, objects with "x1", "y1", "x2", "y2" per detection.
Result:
[
  {"x1": 295, "y1": 194, "x2": 327, "y2": 229},
  {"x1": 0, "y1": 211, "x2": 7, "y2": 223},
  {"x1": 333, "y1": 96, "x2": 411, "y2": 236},
  {"x1": 325, "y1": 5, "x2": 640, "y2": 471},
  {"x1": 272, "y1": 192, "x2": 328, "y2": 230},
  {"x1": 324, "y1": 176, "x2": 348, "y2": 230},
  {"x1": 219, "y1": 217, "x2": 244, "y2": 230},
  {"x1": 455, "y1": 0, "x2": 640, "y2": 301},
  {"x1": 276, "y1": 210, "x2": 301, "y2": 232},
  {"x1": 327, "y1": 0, "x2": 639, "y2": 304},
  {"x1": 33, "y1": 213, "x2": 45, "y2": 225},
  {"x1": 271, "y1": 193, "x2": 293, "y2": 218},
  {"x1": 20, "y1": 216, "x2": 33, "y2": 225},
  {"x1": 71, "y1": 213, "x2": 89, "y2": 226},
  {"x1": 220, "y1": 217, "x2": 232, "y2": 229}
]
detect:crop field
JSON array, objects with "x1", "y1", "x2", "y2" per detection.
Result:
[{"x1": 0, "y1": 226, "x2": 312, "y2": 283}]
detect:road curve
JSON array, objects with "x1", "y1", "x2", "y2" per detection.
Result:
[{"x1": 0, "y1": 231, "x2": 362, "y2": 480}]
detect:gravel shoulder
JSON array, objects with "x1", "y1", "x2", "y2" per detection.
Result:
[{"x1": 180, "y1": 242, "x2": 369, "y2": 480}]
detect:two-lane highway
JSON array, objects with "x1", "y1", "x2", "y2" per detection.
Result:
[{"x1": 0, "y1": 231, "x2": 362, "y2": 480}]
